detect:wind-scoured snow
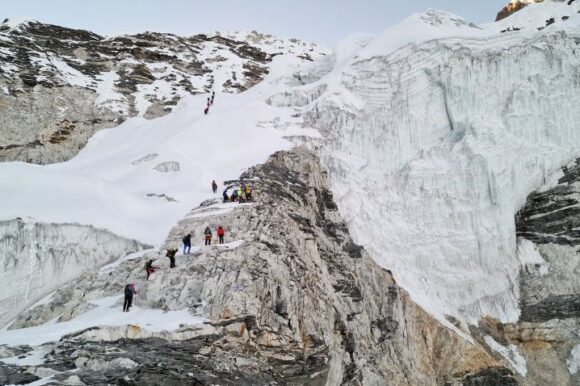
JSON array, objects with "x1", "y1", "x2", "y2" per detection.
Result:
[{"x1": 0, "y1": 296, "x2": 203, "y2": 346}]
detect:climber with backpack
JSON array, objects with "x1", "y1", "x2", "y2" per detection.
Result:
[
  {"x1": 212, "y1": 180, "x2": 218, "y2": 194},
  {"x1": 204, "y1": 226, "x2": 213, "y2": 246},
  {"x1": 123, "y1": 283, "x2": 137, "y2": 312},
  {"x1": 245, "y1": 184, "x2": 252, "y2": 202},
  {"x1": 217, "y1": 226, "x2": 225, "y2": 244},
  {"x1": 145, "y1": 258, "x2": 158, "y2": 280},
  {"x1": 182, "y1": 233, "x2": 192, "y2": 255},
  {"x1": 231, "y1": 188, "x2": 238, "y2": 202},
  {"x1": 223, "y1": 188, "x2": 229, "y2": 203},
  {"x1": 166, "y1": 248, "x2": 178, "y2": 268}
]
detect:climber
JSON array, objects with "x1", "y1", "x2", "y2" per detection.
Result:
[
  {"x1": 223, "y1": 188, "x2": 229, "y2": 203},
  {"x1": 217, "y1": 226, "x2": 225, "y2": 244},
  {"x1": 182, "y1": 233, "x2": 192, "y2": 255},
  {"x1": 204, "y1": 226, "x2": 212, "y2": 246},
  {"x1": 237, "y1": 186, "x2": 244, "y2": 203},
  {"x1": 204, "y1": 106, "x2": 209, "y2": 115},
  {"x1": 211, "y1": 91, "x2": 215, "y2": 105},
  {"x1": 123, "y1": 283, "x2": 137, "y2": 312},
  {"x1": 207, "y1": 97, "x2": 211, "y2": 106},
  {"x1": 245, "y1": 184, "x2": 252, "y2": 202},
  {"x1": 166, "y1": 248, "x2": 178, "y2": 268},
  {"x1": 145, "y1": 258, "x2": 158, "y2": 280},
  {"x1": 231, "y1": 188, "x2": 238, "y2": 202},
  {"x1": 212, "y1": 180, "x2": 218, "y2": 194}
]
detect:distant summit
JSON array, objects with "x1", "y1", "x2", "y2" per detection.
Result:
[{"x1": 496, "y1": 0, "x2": 545, "y2": 21}]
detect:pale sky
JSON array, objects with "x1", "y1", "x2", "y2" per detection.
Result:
[{"x1": 2, "y1": 0, "x2": 509, "y2": 46}]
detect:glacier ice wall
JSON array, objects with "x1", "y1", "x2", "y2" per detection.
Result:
[
  {"x1": 0, "y1": 219, "x2": 148, "y2": 326},
  {"x1": 304, "y1": 29, "x2": 580, "y2": 323}
]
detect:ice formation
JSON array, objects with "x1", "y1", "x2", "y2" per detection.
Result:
[{"x1": 299, "y1": 3, "x2": 580, "y2": 324}]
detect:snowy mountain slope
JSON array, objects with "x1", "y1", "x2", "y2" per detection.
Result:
[
  {"x1": 279, "y1": 2, "x2": 580, "y2": 326},
  {"x1": 0, "y1": 32, "x2": 322, "y2": 327},
  {"x1": 0, "y1": 56, "x2": 318, "y2": 246},
  {"x1": 0, "y1": 19, "x2": 326, "y2": 164}
]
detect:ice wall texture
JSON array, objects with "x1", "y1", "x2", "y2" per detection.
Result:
[
  {"x1": 0, "y1": 219, "x2": 148, "y2": 326},
  {"x1": 299, "y1": 9, "x2": 580, "y2": 324}
]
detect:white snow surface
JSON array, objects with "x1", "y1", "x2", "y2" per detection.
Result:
[
  {"x1": 484, "y1": 335, "x2": 528, "y2": 376},
  {"x1": 0, "y1": 55, "x2": 317, "y2": 246},
  {"x1": 569, "y1": 344, "x2": 580, "y2": 375},
  {"x1": 0, "y1": 296, "x2": 203, "y2": 346}
]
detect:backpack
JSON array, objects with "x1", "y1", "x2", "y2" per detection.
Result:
[{"x1": 124, "y1": 284, "x2": 133, "y2": 296}]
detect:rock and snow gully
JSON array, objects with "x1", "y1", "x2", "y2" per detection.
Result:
[{"x1": 1, "y1": 0, "x2": 580, "y2": 384}]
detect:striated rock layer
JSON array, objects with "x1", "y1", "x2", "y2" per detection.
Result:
[{"x1": 3, "y1": 149, "x2": 515, "y2": 385}]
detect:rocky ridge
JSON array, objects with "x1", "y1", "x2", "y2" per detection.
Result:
[
  {"x1": 0, "y1": 19, "x2": 326, "y2": 164},
  {"x1": 0, "y1": 149, "x2": 516, "y2": 385}
]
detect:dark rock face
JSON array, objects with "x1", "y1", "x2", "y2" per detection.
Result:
[
  {"x1": 43, "y1": 337, "x2": 328, "y2": 386},
  {"x1": 516, "y1": 158, "x2": 580, "y2": 245},
  {"x1": 0, "y1": 362, "x2": 39, "y2": 385},
  {"x1": 520, "y1": 294, "x2": 580, "y2": 322},
  {"x1": 462, "y1": 367, "x2": 517, "y2": 386},
  {"x1": 516, "y1": 158, "x2": 580, "y2": 322}
]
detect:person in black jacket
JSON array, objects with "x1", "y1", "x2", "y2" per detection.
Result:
[
  {"x1": 182, "y1": 234, "x2": 192, "y2": 255},
  {"x1": 166, "y1": 248, "x2": 178, "y2": 268},
  {"x1": 212, "y1": 180, "x2": 218, "y2": 194},
  {"x1": 123, "y1": 283, "x2": 136, "y2": 312},
  {"x1": 145, "y1": 259, "x2": 158, "y2": 280}
]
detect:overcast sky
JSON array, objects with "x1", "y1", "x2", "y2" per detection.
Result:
[{"x1": 2, "y1": 0, "x2": 509, "y2": 46}]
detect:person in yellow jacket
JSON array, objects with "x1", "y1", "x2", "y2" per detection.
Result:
[{"x1": 245, "y1": 184, "x2": 252, "y2": 201}]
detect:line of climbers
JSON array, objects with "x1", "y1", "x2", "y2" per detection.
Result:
[
  {"x1": 123, "y1": 178, "x2": 255, "y2": 311},
  {"x1": 204, "y1": 91, "x2": 215, "y2": 115},
  {"x1": 222, "y1": 183, "x2": 253, "y2": 203}
]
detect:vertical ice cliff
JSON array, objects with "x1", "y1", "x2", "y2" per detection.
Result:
[
  {"x1": 283, "y1": 4, "x2": 580, "y2": 325},
  {"x1": 0, "y1": 219, "x2": 148, "y2": 327}
]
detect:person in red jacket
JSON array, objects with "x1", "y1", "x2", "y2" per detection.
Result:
[{"x1": 217, "y1": 226, "x2": 225, "y2": 244}]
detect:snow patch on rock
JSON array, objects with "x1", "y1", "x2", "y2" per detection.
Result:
[
  {"x1": 484, "y1": 335, "x2": 528, "y2": 376},
  {"x1": 568, "y1": 344, "x2": 580, "y2": 374},
  {"x1": 153, "y1": 161, "x2": 180, "y2": 172}
]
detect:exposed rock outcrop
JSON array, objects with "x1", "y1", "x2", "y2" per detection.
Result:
[{"x1": 4, "y1": 149, "x2": 515, "y2": 385}]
